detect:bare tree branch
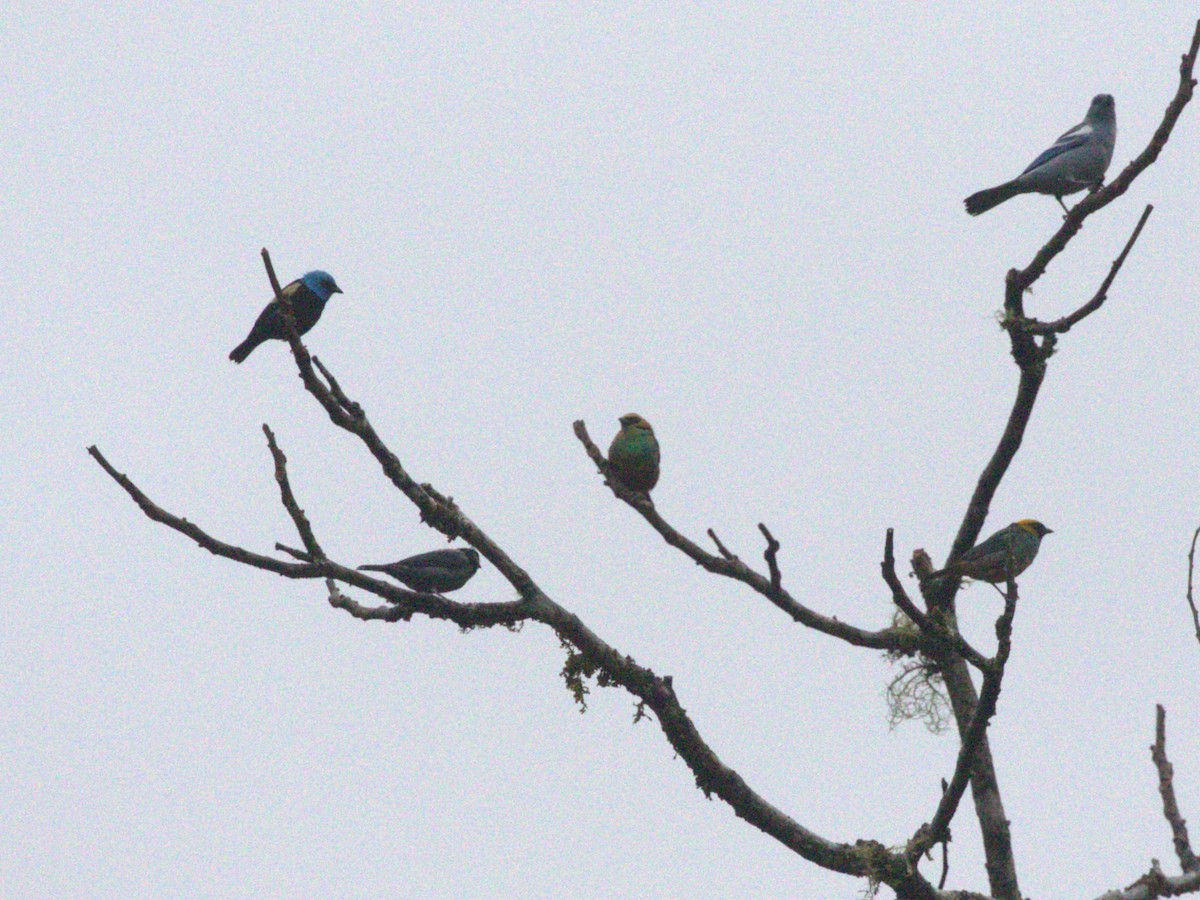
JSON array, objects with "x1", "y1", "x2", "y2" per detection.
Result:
[
  {"x1": 1153, "y1": 705, "x2": 1199, "y2": 874},
  {"x1": 1187, "y1": 527, "x2": 1200, "y2": 648},
  {"x1": 883, "y1": 529, "x2": 933, "y2": 631},
  {"x1": 260, "y1": 246, "x2": 283, "y2": 297},
  {"x1": 937, "y1": 21, "x2": 1200, "y2": 585},
  {"x1": 921, "y1": 25, "x2": 1200, "y2": 897},
  {"x1": 881, "y1": 531, "x2": 990, "y2": 672},
  {"x1": 1007, "y1": 20, "x2": 1200, "y2": 311},
  {"x1": 89, "y1": 20, "x2": 1200, "y2": 898},
  {"x1": 93, "y1": 320, "x2": 956, "y2": 900},
  {"x1": 89, "y1": 444, "x2": 321, "y2": 579},
  {"x1": 932, "y1": 363, "x2": 1047, "y2": 607},
  {"x1": 938, "y1": 777, "x2": 951, "y2": 890},
  {"x1": 707, "y1": 527, "x2": 738, "y2": 561},
  {"x1": 909, "y1": 583, "x2": 1018, "y2": 864},
  {"x1": 263, "y1": 423, "x2": 325, "y2": 561},
  {"x1": 758, "y1": 522, "x2": 784, "y2": 597},
  {"x1": 1074, "y1": 640, "x2": 1200, "y2": 900},
  {"x1": 1024, "y1": 204, "x2": 1154, "y2": 336},
  {"x1": 574, "y1": 419, "x2": 916, "y2": 655},
  {"x1": 1094, "y1": 864, "x2": 1200, "y2": 900},
  {"x1": 88, "y1": 444, "x2": 531, "y2": 627}
]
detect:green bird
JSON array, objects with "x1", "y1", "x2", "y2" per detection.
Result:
[
  {"x1": 607, "y1": 413, "x2": 660, "y2": 493},
  {"x1": 935, "y1": 519, "x2": 1053, "y2": 583}
]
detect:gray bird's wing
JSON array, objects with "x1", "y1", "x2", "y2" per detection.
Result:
[{"x1": 1021, "y1": 127, "x2": 1092, "y2": 175}]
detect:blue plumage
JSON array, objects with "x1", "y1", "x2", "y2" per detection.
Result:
[
  {"x1": 1021, "y1": 134, "x2": 1090, "y2": 174},
  {"x1": 965, "y1": 94, "x2": 1116, "y2": 216},
  {"x1": 229, "y1": 270, "x2": 342, "y2": 363}
]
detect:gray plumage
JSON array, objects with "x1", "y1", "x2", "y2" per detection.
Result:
[
  {"x1": 358, "y1": 548, "x2": 481, "y2": 593},
  {"x1": 965, "y1": 94, "x2": 1116, "y2": 215}
]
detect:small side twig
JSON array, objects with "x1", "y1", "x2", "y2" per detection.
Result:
[
  {"x1": 312, "y1": 355, "x2": 363, "y2": 419},
  {"x1": 261, "y1": 247, "x2": 283, "y2": 297},
  {"x1": 1152, "y1": 704, "x2": 1199, "y2": 873},
  {"x1": 882, "y1": 531, "x2": 991, "y2": 672},
  {"x1": 707, "y1": 528, "x2": 737, "y2": 562},
  {"x1": 275, "y1": 543, "x2": 314, "y2": 562},
  {"x1": 263, "y1": 424, "x2": 325, "y2": 561},
  {"x1": 89, "y1": 445, "x2": 529, "y2": 624},
  {"x1": 758, "y1": 523, "x2": 782, "y2": 597},
  {"x1": 1024, "y1": 204, "x2": 1153, "y2": 336},
  {"x1": 938, "y1": 777, "x2": 951, "y2": 889},
  {"x1": 88, "y1": 445, "x2": 320, "y2": 579},
  {"x1": 882, "y1": 529, "x2": 935, "y2": 634},
  {"x1": 1187, "y1": 526, "x2": 1200, "y2": 648}
]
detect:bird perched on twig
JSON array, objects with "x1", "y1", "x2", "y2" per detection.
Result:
[
  {"x1": 965, "y1": 94, "x2": 1115, "y2": 216},
  {"x1": 358, "y1": 548, "x2": 481, "y2": 594},
  {"x1": 931, "y1": 520, "x2": 1053, "y2": 584},
  {"x1": 229, "y1": 270, "x2": 342, "y2": 363},
  {"x1": 607, "y1": 413, "x2": 660, "y2": 493}
]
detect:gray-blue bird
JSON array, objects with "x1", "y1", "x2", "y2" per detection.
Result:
[
  {"x1": 358, "y1": 548, "x2": 481, "y2": 594},
  {"x1": 965, "y1": 94, "x2": 1116, "y2": 216}
]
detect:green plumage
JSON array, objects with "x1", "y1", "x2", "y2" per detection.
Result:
[
  {"x1": 607, "y1": 413, "x2": 660, "y2": 493},
  {"x1": 945, "y1": 519, "x2": 1053, "y2": 583}
]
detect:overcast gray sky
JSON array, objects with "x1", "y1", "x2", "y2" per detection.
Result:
[{"x1": 5, "y1": 4, "x2": 1200, "y2": 897}]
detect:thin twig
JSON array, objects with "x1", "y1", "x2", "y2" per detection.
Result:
[
  {"x1": 275, "y1": 543, "x2": 313, "y2": 562},
  {"x1": 260, "y1": 247, "x2": 283, "y2": 297},
  {"x1": 708, "y1": 528, "x2": 737, "y2": 561},
  {"x1": 1024, "y1": 205, "x2": 1153, "y2": 336},
  {"x1": 881, "y1": 530, "x2": 990, "y2": 672},
  {"x1": 758, "y1": 523, "x2": 783, "y2": 596},
  {"x1": 89, "y1": 444, "x2": 527, "y2": 623},
  {"x1": 883, "y1": 529, "x2": 936, "y2": 634},
  {"x1": 263, "y1": 424, "x2": 325, "y2": 560},
  {"x1": 312, "y1": 355, "x2": 363, "y2": 418},
  {"x1": 1187, "y1": 527, "x2": 1200, "y2": 648},
  {"x1": 938, "y1": 777, "x2": 951, "y2": 890},
  {"x1": 1152, "y1": 704, "x2": 1200, "y2": 873},
  {"x1": 88, "y1": 445, "x2": 320, "y2": 578}
]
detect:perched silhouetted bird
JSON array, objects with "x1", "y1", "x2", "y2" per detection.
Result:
[
  {"x1": 607, "y1": 413, "x2": 660, "y2": 493},
  {"x1": 932, "y1": 520, "x2": 1053, "y2": 584},
  {"x1": 358, "y1": 548, "x2": 481, "y2": 594},
  {"x1": 965, "y1": 94, "x2": 1116, "y2": 215},
  {"x1": 229, "y1": 270, "x2": 342, "y2": 363}
]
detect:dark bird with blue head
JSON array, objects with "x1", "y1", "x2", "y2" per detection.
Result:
[
  {"x1": 229, "y1": 270, "x2": 342, "y2": 363},
  {"x1": 358, "y1": 548, "x2": 482, "y2": 594}
]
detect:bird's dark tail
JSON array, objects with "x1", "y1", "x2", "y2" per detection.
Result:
[
  {"x1": 964, "y1": 181, "x2": 1023, "y2": 216},
  {"x1": 228, "y1": 337, "x2": 258, "y2": 363},
  {"x1": 357, "y1": 564, "x2": 390, "y2": 574}
]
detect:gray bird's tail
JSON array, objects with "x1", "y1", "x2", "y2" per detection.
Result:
[
  {"x1": 964, "y1": 181, "x2": 1023, "y2": 216},
  {"x1": 358, "y1": 564, "x2": 391, "y2": 574}
]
